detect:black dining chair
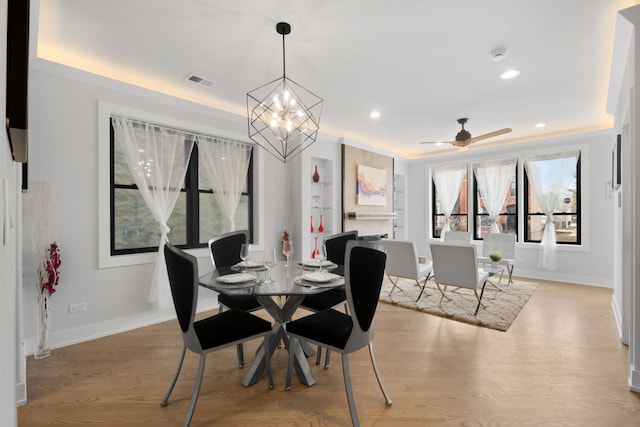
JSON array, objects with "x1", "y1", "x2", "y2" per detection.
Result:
[
  {"x1": 208, "y1": 229, "x2": 262, "y2": 367},
  {"x1": 285, "y1": 240, "x2": 392, "y2": 427},
  {"x1": 299, "y1": 230, "x2": 358, "y2": 367},
  {"x1": 162, "y1": 244, "x2": 273, "y2": 427}
]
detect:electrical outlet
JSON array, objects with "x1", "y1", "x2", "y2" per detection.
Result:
[{"x1": 68, "y1": 302, "x2": 87, "y2": 313}]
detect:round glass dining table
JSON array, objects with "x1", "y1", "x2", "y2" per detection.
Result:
[{"x1": 199, "y1": 260, "x2": 343, "y2": 387}]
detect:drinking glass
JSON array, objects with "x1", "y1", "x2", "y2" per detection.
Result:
[
  {"x1": 263, "y1": 249, "x2": 277, "y2": 283},
  {"x1": 240, "y1": 244, "x2": 251, "y2": 270},
  {"x1": 282, "y1": 240, "x2": 293, "y2": 267},
  {"x1": 315, "y1": 242, "x2": 327, "y2": 272}
]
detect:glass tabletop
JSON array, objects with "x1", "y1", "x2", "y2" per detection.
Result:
[{"x1": 199, "y1": 261, "x2": 344, "y2": 296}]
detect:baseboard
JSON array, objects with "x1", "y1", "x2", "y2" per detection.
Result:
[
  {"x1": 611, "y1": 296, "x2": 629, "y2": 345},
  {"x1": 630, "y1": 366, "x2": 640, "y2": 393},
  {"x1": 16, "y1": 380, "x2": 26, "y2": 406},
  {"x1": 514, "y1": 269, "x2": 612, "y2": 288},
  {"x1": 23, "y1": 296, "x2": 219, "y2": 355}
]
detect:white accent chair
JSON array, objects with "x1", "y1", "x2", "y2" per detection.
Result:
[
  {"x1": 477, "y1": 233, "x2": 516, "y2": 283},
  {"x1": 381, "y1": 239, "x2": 433, "y2": 301},
  {"x1": 429, "y1": 242, "x2": 490, "y2": 315},
  {"x1": 443, "y1": 231, "x2": 472, "y2": 243}
]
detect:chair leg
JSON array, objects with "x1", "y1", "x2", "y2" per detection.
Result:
[
  {"x1": 183, "y1": 354, "x2": 206, "y2": 427},
  {"x1": 315, "y1": 346, "x2": 323, "y2": 365},
  {"x1": 342, "y1": 354, "x2": 360, "y2": 427},
  {"x1": 285, "y1": 337, "x2": 297, "y2": 391},
  {"x1": 236, "y1": 344, "x2": 245, "y2": 368},
  {"x1": 368, "y1": 342, "x2": 392, "y2": 406},
  {"x1": 387, "y1": 274, "x2": 400, "y2": 294},
  {"x1": 474, "y1": 281, "x2": 488, "y2": 316},
  {"x1": 415, "y1": 273, "x2": 431, "y2": 302},
  {"x1": 508, "y1": 265, "x2": 514, "y2": 283},
  {"x1": 324, "y1": 349, "x2": 332, "y2": 369},
  {"x1": 161, "y1": 344, "x2": 187, "y2": 407}
]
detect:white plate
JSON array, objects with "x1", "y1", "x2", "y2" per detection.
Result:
[
  {"x1": 301, "y1": 272, "x2": 341, "y2": 283},
  {"x1": 216, "y1": 273, "x2": 258, "y2": 284},
  {"x1": 294, "y1": 276, "x2": 344, "y2": 288},
  {"x1": 300, "y1": 259, "x2": 334, "y2": 267}
]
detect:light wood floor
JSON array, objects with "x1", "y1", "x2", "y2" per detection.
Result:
[{"x1": 18, "y1": 279, "x2": 640, "y2": 426}]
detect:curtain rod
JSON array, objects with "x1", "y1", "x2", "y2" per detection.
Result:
[{"x1": 110, "y1": 114, "x2": 254, "y2": 148}]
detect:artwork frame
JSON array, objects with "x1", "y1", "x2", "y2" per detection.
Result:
[{"x1": 356, "y1": 164, "x2": 387, "y2": 206}]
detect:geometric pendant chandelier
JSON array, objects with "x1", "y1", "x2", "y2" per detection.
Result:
[{"x1": 247, "y1": 22, "x2": 323, "y2": 163}]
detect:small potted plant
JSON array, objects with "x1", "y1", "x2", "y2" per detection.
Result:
[{"x1": 489, "y1": 252, "x2": 502, "y2": 268}]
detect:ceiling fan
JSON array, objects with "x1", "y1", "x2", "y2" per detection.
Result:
[{"x1": 420, "y1": 118, "x2": 512, "y2": 149}]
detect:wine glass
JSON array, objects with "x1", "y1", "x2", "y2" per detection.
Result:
[
  {"x1": 240, "y1": 244, "x2": 251, "y2": 270},
  {"x1": 282, "y1": 240, "x2": 293, "y2": 267},
  {"x1": 263, "y1": 249, "x2": 277, "y2": 283},
  {"x1": 315, "y1": 242, "x2": 327, "y2": 272}
]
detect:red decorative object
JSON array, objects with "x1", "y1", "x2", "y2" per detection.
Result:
[
  {"x1": 311, "y1": 237, "x2": 318, "y2": 259},
  {"x1": 312, "y1": 165, "x2": 320, "y2": 182},
  {"x1": 318, "y1": 214, "x2": 324, "y2": 232},
  {"x1": 310, "y1": 215, "x2": 314, "y2": 233}
]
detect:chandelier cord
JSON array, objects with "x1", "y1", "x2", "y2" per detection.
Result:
[{"x1": 281, "y1": 31, "x2": 286, "y2": 78}]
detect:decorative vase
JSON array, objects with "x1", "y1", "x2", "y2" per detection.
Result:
[
  {"x1": 34, "y1": 292, "x2": 51, "y2": 359},
  {"x1": 312, "y1": 165, "x2": 320, "y2": 183},
  {"x1": 318, "y1": 215, "x2": 324, "y2": 233},
  {"x1": 311, "y1": 237, "x2": 318, "y2": 259},
  {"x1": 310, "y1": 215, "x2": 314, "y2": 233}
]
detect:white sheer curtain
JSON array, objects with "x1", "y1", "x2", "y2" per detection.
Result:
[
  {"x1": 112, "y1": 117, "x2": 194, "y2": 305},
  {"x1": 433, "y1": 166, "x2": 466, "y2": 240},
  {"x1": 474, "y1": 160, "x2": 516, "y2": 234},
  {"x1": 524, "y1": 151, "x2": 579, "y2": 270},
  {"x1": 196, "y1": 135, "x2": 253, "y2": 231}
]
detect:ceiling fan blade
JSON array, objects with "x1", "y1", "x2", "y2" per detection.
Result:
[
  {"x1": 419, "y1": 140, "x2": 455, "y2": 145},
  {"x1": 467, "y1": 128, "x2": 512, "y2": 144}
]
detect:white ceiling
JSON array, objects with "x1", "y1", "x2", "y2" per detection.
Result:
[{"x1": 35, "y1": 0, "x2": 637, "y2": 159}]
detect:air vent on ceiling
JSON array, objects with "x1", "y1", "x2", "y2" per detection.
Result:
[{"x1": 184, "y1": 73, "x2": 214, "y2": 87}]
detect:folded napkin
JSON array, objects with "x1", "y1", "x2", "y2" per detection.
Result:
[
  {"x1": 301, "y1": 271, "x2": 341, "y2": 283},
  {"x1": 216, "y1": 273, "x2": 258, "y2": 284},
  {"x1": 232, "y1": 260, "x2": 263, "y2": 269}
]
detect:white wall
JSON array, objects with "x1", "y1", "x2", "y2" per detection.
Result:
[
  {"x1": 407, "y1": 132, "x2": 616, "y2": 287},
  {"x1": 1, "y1": 0, "x2": 19, "y2": 422}
]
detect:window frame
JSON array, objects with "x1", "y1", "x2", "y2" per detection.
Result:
[
  {"x1": 109, "y1": 118, "x2": 254, "y2": 256},
  {"x1": 523, "y1": 154, "x2": 581, "y2": 245}
]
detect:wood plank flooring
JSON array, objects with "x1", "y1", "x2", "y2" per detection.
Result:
[{"x1": 18, "y1": 279, "x2": 640, "y2": 426}]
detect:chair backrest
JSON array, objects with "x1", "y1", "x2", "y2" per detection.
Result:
[
  {"x1": 381, "y1": 239, "x2": 420, "y2": 279},
  {"x1": 443, "y1": 231, "x2": 472, "y2": 243},
  {"x1": 208, "y1": 230, "x2": 249, "y2": 268},
  {"x1": 164, "y1": 244, "x2": 198, "y2": 335},
  {"x1": 344, "y1": 240, "x2": 386, "y2": 352},
  {"x1": 430, "y1": 242, "x2": 479, "y2": 289},
  {"x1": 481, "y1": 233, "x2": 516, "y2": 259},
  {"x1": 324, "y1": 230, "x2": 358, "y2": 266}
]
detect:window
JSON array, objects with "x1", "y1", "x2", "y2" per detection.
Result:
[
  {"x1": 432, "y1": 170, "x2": 468, "y2": 238},
  {"x1": 472, "y1": 162, "x2": 518, "y2": 240},
  {"x1": 110, "y1": 119, "x2": 253, "y2": 255},
  {"x1": 524, "y1": 152, "x2": 580, "y2": 244}
]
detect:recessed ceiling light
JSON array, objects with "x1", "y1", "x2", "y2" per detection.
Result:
[
  {"x1": 370, "y1": 111, "x2": 381, "y2": 119},
  {"x1": 499, "y1": 70, "x2": 520, "y2": 80},
  {"x1": 535, "y1": 122, "x2": 546, "y2": 128}
]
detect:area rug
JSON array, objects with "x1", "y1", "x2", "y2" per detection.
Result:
[{"x1": 379, "y1": 277, "x2": 537, "y2": 331}]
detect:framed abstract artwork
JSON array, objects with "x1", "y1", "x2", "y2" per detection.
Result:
[{"x1": 356, "y1": 164, "x2": 387, "y2": 206}]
